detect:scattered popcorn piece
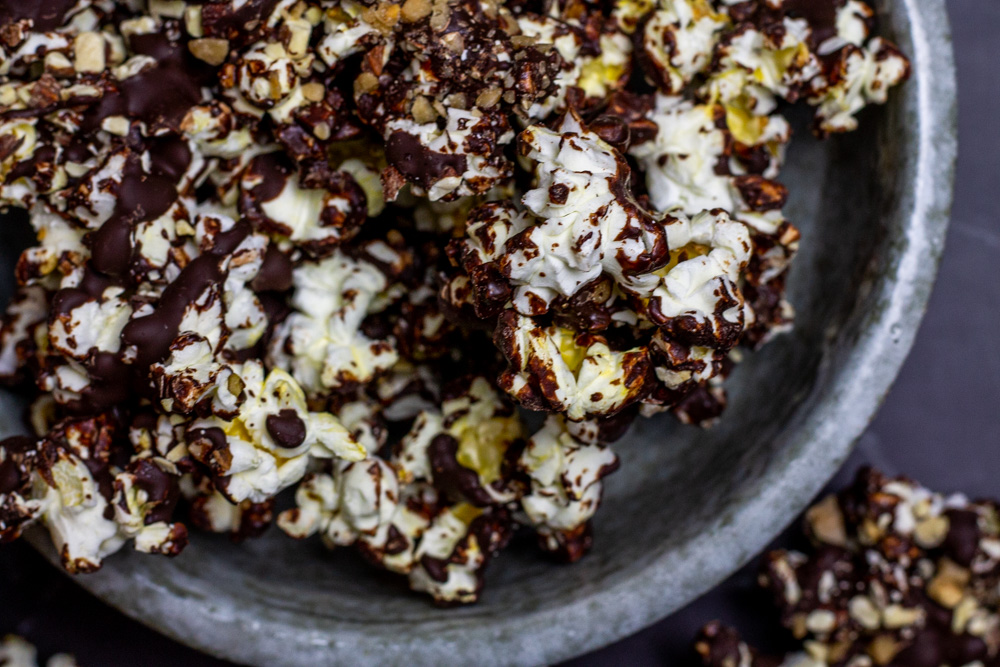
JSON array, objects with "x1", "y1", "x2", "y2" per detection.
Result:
[
  {"x1": 0, "y1": 635, "x2": 78, "y2": 667},
  {"x1": 695, "y1": 467, "x2": 1000, "y2": 667}
]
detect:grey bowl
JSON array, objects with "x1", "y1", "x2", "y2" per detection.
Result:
[{"x1": 4, "y1": 0, "x2": 956, "y2": 664}]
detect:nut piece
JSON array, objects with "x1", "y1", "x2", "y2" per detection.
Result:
[
  {"x1": 913, "y1": 514, "x2": 950, "y2": 548},
  {"x1": 301, "y1": 82, "x2": 325, "y2": 102},
  {"x1": 476, "y1": 87, "x2": 502, "y2": 109},
  {"x1": 354, "y1": 72, "x2": 379, "y2": 95},
  {"x1": 927, "y1": 557, "x2": 971, "y2": 608},
  {"x1": 869, "y1": 634, "x2": 901, "y2": 665},
  {"x1": 805, "y1": 609, "x2": 837, "y2": 634},
  {"x1": 806, "y1": 494, "x2": 848, "y2": 547},
  {"x1": 848, "y1": 595, "x2": 881, "y2": 631},
  {"x1": 188, "y1": 38, "x2": 230, "y2": 66},
  {"x1": 411, "y1": 96, "x2": 436, "y2": 124},
  {"x1": 881, "y1": 605, "x2": 923, "y2": 629},
  {"x1": 74, "y1": 32, "x2": 106, "y2": 73},
  {"x1": 401, "y1": 0, "x2": 432, "y2": 22}
]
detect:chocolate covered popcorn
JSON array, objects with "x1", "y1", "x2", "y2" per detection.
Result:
[
  {"x1": 0, "y1": 0, "x2": 908, "y2": 603},
  {"x1": 518, "y1": 415, "x2": 619, "y2": 561},
  {"x1": 696, "y1": 468, "x2": 1000, "y2": 667}
]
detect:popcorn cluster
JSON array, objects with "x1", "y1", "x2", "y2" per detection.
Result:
[
  {"x1": 0, "y1": 0, "x2": 908, "y2": 603},
  {"x1": 696, "y1": 468, "x2": 1000, "y2": 667}
]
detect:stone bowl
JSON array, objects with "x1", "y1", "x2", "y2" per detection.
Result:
[{"x1": 3, "y1": 0, "x2": 956, "y2": 664}]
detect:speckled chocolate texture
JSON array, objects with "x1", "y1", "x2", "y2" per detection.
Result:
[{"x1": 0, "y1": 0, "x2": 908, "y2": 604}]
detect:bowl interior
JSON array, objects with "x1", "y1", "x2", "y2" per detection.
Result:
[{"x1": 2, "y1": 1, "x2": 955, "y2": 664}]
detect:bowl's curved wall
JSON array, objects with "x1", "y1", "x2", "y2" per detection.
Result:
[{"x1": 5, "y1": 0, "x2": 955, "y2": 664}]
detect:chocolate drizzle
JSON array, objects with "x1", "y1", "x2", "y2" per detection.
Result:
[
  {"x1": 251, "y1": 245, "x2": 293, "y2": 292},
  {"x1": 783, "y1": 0, "x2": 847, "y2": 49},
  {"x1": 117, "y1": 203, "x2": 245, "y2": 371},
  {"x1": 427, "y1": 434, "x2": 495, "y2": 506},
  {"x1": 128, "y1": 458, "x2": 180, "y2": 525},
  {"x1": 86, "y1": 157, "x2": 179, "y2": 278},
  {"x1": 385, "y1": 131, "x2": 468, "y2": 192},
  {"x1": 121, "y1": 254, "x2": 224, "y2": 369},
  {"x1": 265, "y1": 409, "x2": 306, "y2": 449}
]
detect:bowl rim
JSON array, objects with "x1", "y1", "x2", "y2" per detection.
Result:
[{"x1": 25, "y1": 0, "x2": 957, "y2": 664}]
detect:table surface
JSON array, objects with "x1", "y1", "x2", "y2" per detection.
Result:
[{"x1": 2, "y1": 1, "x2": 997, "y2": 664}]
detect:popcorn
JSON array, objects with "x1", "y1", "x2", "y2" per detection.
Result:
[
  {"x1": 48, "y1": 285, "x2": 132, "y2": 361},
  {"x1": 0, "y1": 286, "x2": 47, "y2": 382},
  {"x1": 236, "y1": 41, "x2": 307, "y2": 111},
  {"x1": 519, "y1": 416, "x2": 619, "y2": 561},
  {"x1": 279, "y1": 456, "x2": 513, "y2": 604},
  {"x1": 0, "y1": 0, "x2": 909, "y2": 604},
  {"x1": 181, "y1": 102, "x2": 257, "y2": 159},
  {"x1": 516, "y1": 14, "x2": 632, "y2": 119},
  {"x1": 268, "y1": 250, "x2": 399, "y2": 396},
  {"x1": 741, "y1": 214, "x2": 800, "y2": 347},
  {"x1": 112, "y1": 457, "x2": 188, "y2": 555},
  {"x1": 336, "y1": 399, "x2": 387, "y2": 452},
  {"x1": 382, "y1": 108, "x2": 514, "y2": 202},
  {"x1": 279, "y1": 432, "x2": 430, "y2": 568},
  {"x1": 317, "y1": 1, "x2": 381, "y2": 67},
  {"x1": 702, "y1": 0, "x2": 910, "y2": 137},
  {"x1": 375, "y1": 360, "x2": 441, "y2": 422},
  {"x1": 128, "y1": 411, "x2": 190, "y2": 465},
  {"x1": 628, "y1": 94, "x2": 791, "y2": 217},
  {"x1": 641, "y1": 0, "x2": 729, "y2": 94},
  {"x1": 185, "y1": 361, "x2": 365, "y2": 504},
  {"x1": 137, "y1": 220, "x2": 271, "y2": 414},
  {"x1": 498, "y1": 112, "x2": 667, "y2": 314},
  {"x1": 240, "y1": 153, "x2": 369, "y2": 257},
  {"x1": 32, "y1": 414, "x2": 127, "y2": 573},
  {"x1": 642, "y1": 210, "x2": 753, "y2": 349},
  {"x1": 349, "y1": 0, "x2": 564, "y2": 199},
  {"x1": 183, "y1": 471, "x2": 276, "y2": 543},
  {"x1": 715, "y1": 18, "x2": 821, "y2": 103},
  {"x1": 495, "y1": 310, "x2": 651, "y2": 421},
  {"x1": 647, "y1": 332, "x2": 723, "y2": 397},
  {"x1": 447, "y1": 201, "x2": 530, "y2": 319},
  {"x1": 0, "y1": 119, "x2": 41, "y2": 184},
  {"x1": 629, "y1": 96, "x2": 736, "y2": 215},
  {"x1": 390, "y1": 282, "x2": 458, "y2": 361},
  {"x1": 809, "y1": 39, "x2": 911, "y2": 135},
  {"x1": 408, "y1": 503, "x2": 513, "y2": 605},
  {"x1": 276, "y1": 458, "x2": 404, "y2": 560},
  {"x1": 397, "y1": 376, "x2": 524, "y2": 505}
]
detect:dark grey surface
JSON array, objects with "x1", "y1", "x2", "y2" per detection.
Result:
[{"x1": 0, "y1": 0, "x2": 994, "y2": 664}]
